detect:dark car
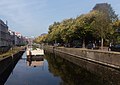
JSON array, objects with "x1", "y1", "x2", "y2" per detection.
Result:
[
  {"x1": 110, "y1": 44, "x2": 120, "y2": 52},
  {"x1": 86, "y1": 43, "x2": 99, "y2": 49},
  {"x1": 86, "y1": 43, "x2": 94, "y2": 49}
]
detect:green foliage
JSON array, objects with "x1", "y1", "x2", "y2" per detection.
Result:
[
  {"x1": 34, "y1": 34, "x2": 47, "y2": 44},
  {"x1": 108, "y1": 20, "x2": 120, "y2": 44},
  {"x1": 91, "y1": 11, "x2": 112, "y2": 39},
  {"x1": 35, "y1": 3, "x2": 119, "y2": 47},
  {"x1": 112, "y1": 20, "x2": 120, "y2": 30},
  {"x1": 60, "y1": 18, "x2": 75, "y2": 43}
]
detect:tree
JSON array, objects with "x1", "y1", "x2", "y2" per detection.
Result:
[
  {"x1": 75, "y1": 12, "x2": 96, "y2": 47},
  {"x1": 92, "y1": 3, "x2": 119, "y2": 47},
  {"x1": 34, "y1": 34, "x2": 47, "y2": 44},
  {"x1": 61, "y1": 18, "x2": 75, "y2": 44},
  {"x1": 91, "y1": 11, "x2": 112, "y2": 49},
  {"x1": 42, "y1": 3, "x2": 118, "y2": 49},
  {"x1": 112, "y1": 20, "x2": 120, "y2": 30},
  {"x1": 112, "y1": 20, "x2": 120, "y2": 44},
  {"x1": 48, "y1": 22, "x2": 60, "y2": 33}
]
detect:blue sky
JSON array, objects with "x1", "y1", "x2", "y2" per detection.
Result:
[{"x1": 0, "y1": 0, "x2": 120, "y2": 37}]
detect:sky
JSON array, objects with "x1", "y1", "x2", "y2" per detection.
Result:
[{"x1": 0, "y1": 0, "x2": 120, "y2": 37}]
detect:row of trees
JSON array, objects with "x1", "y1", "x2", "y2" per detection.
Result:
[{"x1": 34, "y1": 3, "x2": 120, "y2": 48}]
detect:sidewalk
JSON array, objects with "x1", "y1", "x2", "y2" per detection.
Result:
[
  {"x1": 99, "y1": 47, "x2": 109, "y2": 51},
  {"x1": 78, "y1": 47, "x2": 110, "y2": 52}
]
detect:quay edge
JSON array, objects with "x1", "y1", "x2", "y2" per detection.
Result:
[
  {"x1": 44, "y1": 46, "x2": 120, "y2": 70},
  {"x1": 44, "y1": 46, "x2": 120, "y2": 85},
  {"x1": 0, "y1": 50, "x2": 25, "y2": 84}
]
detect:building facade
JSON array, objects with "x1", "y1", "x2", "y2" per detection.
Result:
[
  {"x1": 9, "y1": 30, "x2": 15, "y2": 46},
  {"x1": 0, "y1": 20, "x2": 9, "y2": 47},
  {"x1": 0, "y1": 19, "x2": 27, "y2": 53}
]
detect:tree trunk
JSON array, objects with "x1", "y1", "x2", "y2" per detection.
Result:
[
  {"x1": 82, "y1": 39, "x2": 85, "y2": 48},
  {"x1": 101, "y1": 38, "x2": 103, "y2": 50}
]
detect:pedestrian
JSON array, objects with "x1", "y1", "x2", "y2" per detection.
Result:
[
  {"x1": 108, "y1": 43, "x2": 111, "y2": 51},
  {"x1": 93, "y1": 43, "x2": 95, "y2": 49}
]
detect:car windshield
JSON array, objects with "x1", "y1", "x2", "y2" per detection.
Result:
[{"x1": 115, "y1": 44, "x2": 120, "y2": 47}]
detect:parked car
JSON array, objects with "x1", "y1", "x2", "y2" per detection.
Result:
[
  {"x1": 86, "y1": 43, "x2": 94, "y2": 49},
  {"x1": 110, "y1": 44, "x2": 120, "y2": 52},
  {"x1": 86, "y1": 43, "x2": 99, "y2": 49}
]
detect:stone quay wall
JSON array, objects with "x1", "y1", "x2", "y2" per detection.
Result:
[{"x1": 44, "y1": 46, "x2": 120, "y2": 69}]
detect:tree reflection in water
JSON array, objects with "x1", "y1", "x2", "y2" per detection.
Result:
[{"x1": 45, "y1": 52, "x2": 111, "y2": 85}]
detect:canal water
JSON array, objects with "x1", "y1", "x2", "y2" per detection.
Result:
[
  {"x1": 5, "y1": 52, "x2": 61, "y2": 85},
  {"x1": 4, "y1": 51, "x2": 120, "y2": 85}
]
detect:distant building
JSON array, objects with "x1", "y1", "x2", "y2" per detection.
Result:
[
  {"x1": 40, "y1": 33, "x2": 47, "y2": 36},
  {"x1": 8, "y1": 30, "x2": 15, "y2": 46},
  {"x1": 15, "y1": 32, "x2": 26, "y2": 46},
  {"x1": 27, "y1": 37, "x2": 34, "y2": 45},
  {"x1": 0, "y1": 20, "x2": 9, "y2": 47},
  {"x1": 0, "y1": 19, "x2": 28, "y2": 52},
  {"x1": 0, "y1": 19, "x2": 27, "y2": 53}
]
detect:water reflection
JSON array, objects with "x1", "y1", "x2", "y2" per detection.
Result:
[
  {"x1": 5, "y1": 52, "x2": 61, "y2": 85},
  {"x1": 45, "y1": 52, "x2": 120, "y2": 85},
  {"x1": 0, "y1": 51, "x2": 24, "y2": 85},
  {"x1": 27, "y1": 55, "x2": 44, "y2": 67},
  {"x1": 4, "y1": 51, "x2": 120, "y2": 85}
]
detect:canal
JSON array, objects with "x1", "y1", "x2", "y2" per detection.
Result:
[
  {"x1": 5, "y1": 52, "x2": 61, "y2": 85},
  {"x1": 4, "y1": 51, "x2": 120, "y2": 85}
]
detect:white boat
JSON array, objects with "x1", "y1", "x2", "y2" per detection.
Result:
[{"x1": 26, "y1": 48, "x2": 44, "y2": 56}]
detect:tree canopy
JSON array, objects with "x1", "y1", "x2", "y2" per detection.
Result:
[{"x1": 34, "y1": 3, "x2": 119, "y2": 47}]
